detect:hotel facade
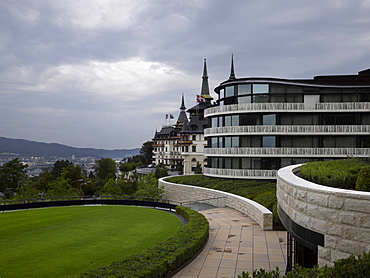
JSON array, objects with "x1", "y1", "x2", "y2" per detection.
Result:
[{"x1": 204, "y1": 58, "x2": 370, "y2": 180}]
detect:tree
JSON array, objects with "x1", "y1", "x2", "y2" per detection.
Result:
[
  {"x1": 99, "y1": 178, "x2": 125, "y2": 196},
  {"x1": 46, "y1": 170, "x2": 79, "y2": 198},
  {"x1": 93, "y1": 158, "x2": 117, "y2": 180},
  {"x1": 119, "y1": 162, "x2": 138, "y2": 179},
  {"x1": 135, "y1": 173, "x2": 163, "y2": 198},
  {"x1": 140, "y1": 141, "x2": 154, "y2": 165},
  {"x1": 0, "y1": 158, "x2": 28, "y2": 192},
  {"x1": 154, "y1": 163, "x2": 168, "y2": 179},
  {"x1": 51, "y1": 160, "x2": 72, "y2": 178},
  {"x1": 14, "y1": 180, "x2": 39, "y2": 200},
  {"x1": 194, "y1": 161, "x2": 203, "y2": 174}
]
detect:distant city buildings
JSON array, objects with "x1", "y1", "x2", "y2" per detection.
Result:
[{"x1": 204, "y1": 56, "x2": 370, "y2": 179}]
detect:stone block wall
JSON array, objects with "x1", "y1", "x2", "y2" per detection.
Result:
[
  {"x1": 159, "y1": 177, "x2": 273, "y2": 230},
  {"x1": 277, "y1": 164, "x2": 370, "y2": 266}
]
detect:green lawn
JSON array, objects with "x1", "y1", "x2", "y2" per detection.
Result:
[{"x1": 0, "y1": 205, "x2": 182, "y2": 278}]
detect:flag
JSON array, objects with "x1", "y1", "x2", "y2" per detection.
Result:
[
  {"x1": 169, "y1": 114, "x2": 174, "y2": 119},
  {"x1": 196, "y1": 94, "x2": 204, "y2": 103},
  {"x1": 165, "y1": 114, "x2": 168, "y2": 119}
]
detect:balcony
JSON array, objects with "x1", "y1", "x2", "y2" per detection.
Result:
[
  {"x1": 205, "y1": 102, "x2": 370, "y2": 117},
  {"x1": 178, "y1": 140, "x2": 193, "y2": 144},
  {"x1": 204, "y1": 125, "x2": 370, "y2": 136},
  {"x1": 152, "y1": 144, "x2": 164, "y2": 147},
  {"x1": 204, "y1": 147, "x2": 370, "y2": 157},
  {"x1": 204, "y1": 167, "x2": 277, "y2": 179}
]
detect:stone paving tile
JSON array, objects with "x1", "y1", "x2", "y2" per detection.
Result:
[{"x1": 173, "y1": 207, "x2": 287, "y2": 278}]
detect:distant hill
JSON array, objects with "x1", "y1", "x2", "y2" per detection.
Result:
[{"x1": 0, "y1": 137, "x2": 140, "y2": 159}]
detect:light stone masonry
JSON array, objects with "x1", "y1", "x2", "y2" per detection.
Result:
[
  {"x1": 159, "y1": 177, "x2": 273, "y2": 230},
  {"x1": 277, "y1": 164, "x2": 370, "y2": 266}
]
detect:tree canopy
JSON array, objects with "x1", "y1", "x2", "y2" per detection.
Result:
[{"x1": 0, "y1": 158, "x2": 28, "y2": 193}]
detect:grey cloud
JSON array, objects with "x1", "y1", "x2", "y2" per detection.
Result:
[{"x1": 1, "y1": 0, "x2": 369, "y2": 149}]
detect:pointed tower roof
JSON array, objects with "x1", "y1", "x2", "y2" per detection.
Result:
[
  {"x1": 175, "y1": 94, "x2": 189, "y2": 129},
  {"x1": 229, "y1": 54, "x2": 236, "y2": 80},
  {"x1": 179, "y1": 93, "x2": 186, "y2": 110},
  {"x1": 201, "y1": 59, "x2": 210, "y2": 96}
]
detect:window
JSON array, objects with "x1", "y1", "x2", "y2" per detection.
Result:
[
  {"x1": 219, "y1": 88, "x2": 225, "y2": 98},
  {"x1": 192, "y1": 135, "x2": 196, "y2": 140},
  {"x1": 241, "y1": 158, "x2": 251, "y2": 169},
  {"x1": 232, "y1": 115, "x2": 239, "y2": 126},
  {"x1": 323, "y1": 114, "x2": 357, "y2": 125},
  {"x1": 263, "y1": 114, "x2": 276, "y2": 125},
  {"x1": 270, "y1": 84, "x2": 285, "y2": 94},
  {"x1": 238, "y1": 96, "x2": 252, "y2": 104},
  {"x1": 304, "y1": 95, "x2": 320, "y2": 103},
  {"x1": 324, "y1": 136, "x2": 356, "y2": 148},
  {"x1": 211, "y1": 157, "x2": 217, "y2": 168},
  {"x1": 263, "y1": 136, "x2": 276, "y2": 147},
  {"x1": 211, "y1": 117, "x2": 218, "y2": 127},
  {"x1": 281, "y1": 114, "x2": 318, "y2": 125},
  {"x1": 270, "y1": 94, "x2": 285, "y2": 103},
  {"x1": 224, "y1": 115, "x2": 239, "y2": 126},
  {"x1": 192, "y1": 146, "x2": 196, "y2": 152},
  {"x1": 218, "y1": 157, "x2": 224, "y2": 168},
  {"x1": 253, "y1": 84, "x2": 269, "y2": 94},
  {"x1": 225, "y1": 86, "x2": 235, "y2": 97},
  {"x1": 231, "y1": 136, "x2": 239, "y2": 148},
  {"x1": 323, "y1": 94, "x2": 341, "y2": 102},
  {"x1": 238, "y1": 84, "x2": 251, "y2": 95},
  {"x1": 240, "y1": 114, "x2": 261, "y2": 125},
  {"x1": 225, "y1": 137, "x2": 232, "y2": 148},
  {"x1": 225, "y1": 157, "x2": 232, "y2": 169},
  {"x1": 253, "y1": 94, "x2": 268, "y2": 103},
  {"x1": 219, "y1": 137, "x2": 223, "y2": 148}
]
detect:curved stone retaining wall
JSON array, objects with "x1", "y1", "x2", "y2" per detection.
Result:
[
  {"x1": 277, "y1": 164, "x2": 370, "y2": 266},
  {"x1": 159, "y1": 177, "x2": 273, "y2": 230}
]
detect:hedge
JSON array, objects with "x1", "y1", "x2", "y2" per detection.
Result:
[
  {"x1": 73, "y1": 206, "x2": 209, "y2": 278},
  {"x1": 299, "y1": 158, "x2": 369, "y2": 191},
  {"x1": 238, "y1": 252, "x2": 370, "y2": 278}
]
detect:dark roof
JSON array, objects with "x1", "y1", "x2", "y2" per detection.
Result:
[
  {"x1": 180, "y1": 115, "x2": 208, "y2": 134},
  {"x1": 187, "y1": 101, "x2": 212, "y2": 114}
]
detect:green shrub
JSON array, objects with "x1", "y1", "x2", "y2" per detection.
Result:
[
  {"x1": 300, "y1": 159, "x2": 368, "y2": 190},
  {"x1": 237, "y1": 252, "x2": 370, "y2": 278},
  {"x1": 355, "y1": 165, "x2": 370, "y2": 191},
  {"x1": 74, "y1": 206, "x2": 209, "y2": 278}
]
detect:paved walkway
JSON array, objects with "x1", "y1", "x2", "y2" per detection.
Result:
[{"x1": 173, "y1": 207, "x2": 287, "y2": 278}]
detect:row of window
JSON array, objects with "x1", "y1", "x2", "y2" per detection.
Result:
[
  {"x1": 154, "y1": 146, "x2": 198, "y2": 152},
  {"x1": 210, "y1": 113, "x2": 370, "y2": 127},
  {"x1": 218, "y1": 83, "x2": 370, "y2": 100},
  {"x1": 209, "y1": 136, "x2": 370, "y2": 148},
  {"x1": 208, "y1": 157, "x2": 319, "y2": 170}
]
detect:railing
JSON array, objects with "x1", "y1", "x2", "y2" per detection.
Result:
[
  {"x1": 205, "y1": 147, "x2": 370, "y2": 157},
  {"x1": 205, "y1": 102, "x2": 370, "y2": 116},
  {"x1": 181, "y1": 197, "x2": 227, "y2": 211},
  {"x1": 178, "y1": 140, "x2": 193, "y2": 144},
  {"x1": 203, "y1": 167, "x2": 277, "y2": 179},
  {"x1": 0, "y1": 196, "x2": 181, "y2": 212},
  {"x1": 204, "y1": 125, "x2": 370, "y2": 135}
]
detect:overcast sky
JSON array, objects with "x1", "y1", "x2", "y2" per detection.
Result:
[{"x1": 1, "y1": 0, "x2": 370, "y2": 150}]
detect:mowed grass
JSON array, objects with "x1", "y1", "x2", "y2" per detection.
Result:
[{"x1": 0, "y1": 205, "x2": 182, "y2": 278}]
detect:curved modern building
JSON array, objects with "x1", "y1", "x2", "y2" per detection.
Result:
[{"x1": 204, "y1": 57, "x2": 370, "y2": 179}]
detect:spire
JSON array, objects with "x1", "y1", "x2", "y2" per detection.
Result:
[
  {"x1": 175, "y1": 93, "x2": 189, "y2": 128},
  {"x1": 229, "y1": 54, "x2": 236, "y2": 80},
  {"x1": 201, "y1": 59, "x2": 210, "y2": 96},
  {"x1": 179, "y1": 93, "x2": 186, "y2": 110}
]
